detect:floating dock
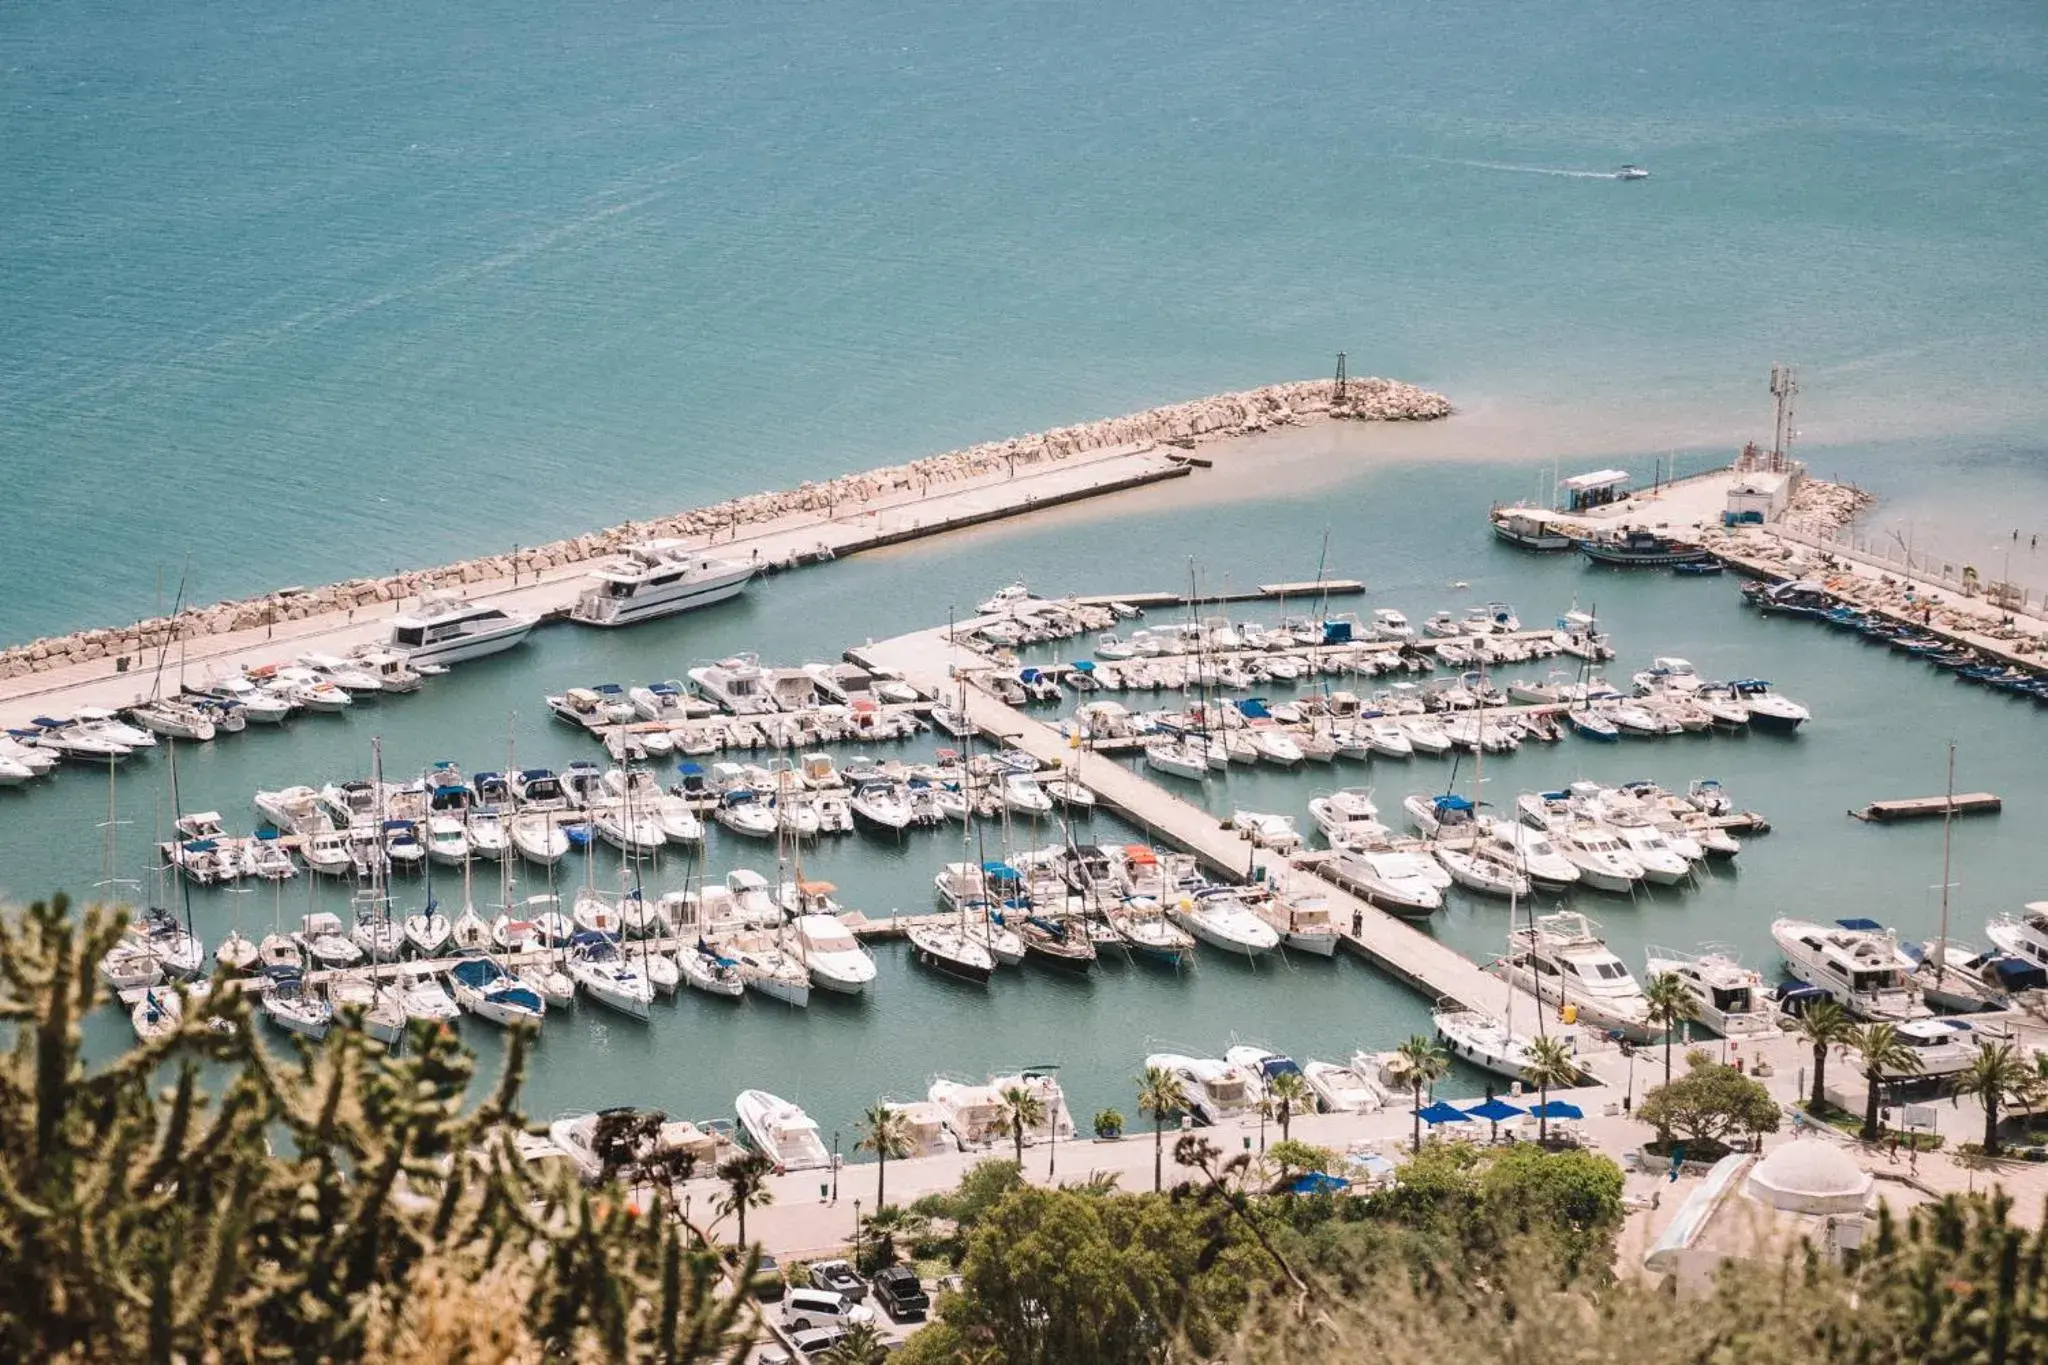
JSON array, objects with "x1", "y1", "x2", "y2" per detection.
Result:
[{"x1": 1851, "y1": 793, "x2": 2003, "y2": 823}]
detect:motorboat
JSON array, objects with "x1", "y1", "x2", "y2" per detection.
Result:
[
  {"x1": 549, "y1": 685, "x2": 638, "y2": 730},
  {"x1": 928, "y1": 1078, "x2": 1009, "y2": 1149},
  {"x1": 127, "y1": 698, "x2": 216, "y2": 742},
  {"x1": 907, "y1": 921, "x2": 997, "y2": 983},
  {"x1": 98, "y1": 935, "x2": 165, "y2": 993},
  {"x1": 1360, "y1": 717, "x2": 1413, "y2": 757},
  {"x1": 1403, "y1": 791, "x2": 1481, "y2": 839},
  {"x1": 297, "y1": 912, "x2": 363, "y2": 970},
  {"x1": 548, "y1": 1108, "x2": 727, "y2": 1185},
  {"x1": 1434, "y1": 847, "x2": 1530, "y2": 899},
  {"x1": 394, "y1": 965, "x2": 463, "y2": 1025},
  {"x1": 592, "y1": 802, "x2": 668, "y2": 854},
  {"x1": 1223, "y1": 1046, "x2": 1310, "y2": 1108},
  {"x1": 1615, "y1": 164, "x2": 1650, "y2": 180},
  {"x1": 1143, "y1": 738, "x2": 1209, "y2": 781},
  {"x1": 1726, "y1": 679, "x2": 1810, "y2": 732},
  {"x1": 1553, "y1": 824, "x2": 1645, "y2": 893},
  {"x1": 570, "y1": 539, "x2": 755, "y2": 627},
  {"x1": 1643, "y1": 945, "x2": 1777, "y2": 1037},
  {"x1": 1563, "y1": 708, "x2": 1621, "y2": 741},
  {"x1": 296, "y1": 652, "x2": 385, "y2": 694},
  {"x1": 1231, "y1": 811, "x2": 1303, "y2": 853},
  {"x1": 1309, "y1": 788, "x2": 1385, "y2": 847},
  {"x1": 403, "y1": 905, "x2": 452, "y2": 957},
  {"x1": 1604, "y1": 822, "x2": 1689, "y2": 884},
  {"x1": 1248, "y1": 728, "x2": 1304, "y2": 766},
  {"x1": 242, "y1": 833, "x2": 297, "y2": 880},
  {"x1": 344, "y1": 646, "x2": 429, "y2": 692},
  {"x1": 1323, "y1": 850, "x2": 1443, "y2": 917},
  {"x1": 1396, "y1": 716, "x2": 1452, "y2": 754},
  {"x1": 985, "y1": 1068, "x2": 1076, "y2": 1143},
  {"x1": 425, "y1": 816, "x2": 470, "y2": 867},
  {"x1": 387, "y1": 594, "x2": 538, "y2": 667},
  {"x1": 713, "y1": 789, "x2": 778, "y2": 838},
  {"x1": 687, "y1": 653, "x2": 778, "y2": 715},
  {"x1": 381, "y1": 820, "x2": 426, "y2": 874},
  {"x1": 1143, "y1": 1054, "x2": 1254, "y2": 1126},
  {"x1": 1371, "y1": 609, "x2": 1416, "y2": 642},
  {"x1": 25, "y1": 716, "x2": 134, "y2": 763},
  {"x1": 790, "y1": 914, "x2": 878, "y2": 994},
  {"x1": 510, "y1": 812, "x2": 570, "y2": 863},
  {"x1": 849, "y1": 781, "x2": 915, "y2": 833},
  {"x1": 1108, "y1": 903, "x2": 1196, "y2": 968},
  {"x1": 1043, "y1": 774, "x2": 1095, "y2": 811},
  {"x1": 1302, "y1": 1058, "x2": 1384, "y2": 1113},
  {"x1": 1496, "y1": 911, "x2": 1656, "y2": 1040},
  {"x1": 326, "y1": 971, "x2": 404, "y2": 1045},
  {"x1": 736, "y1": 1090, "x2": 832, "y2": 1170},
  {"x1": 1167, "y1": 889, "x2": 1280, "y2": 959},
  {"x1": 882, "y1": 1100, "x2": 960, "y2": 1158},
  {"x1": 467, "y1": 807, "x2": 511, "y2": 859},
  {"x1": 1001, "y1": 772, "x2": 1055, "y2": 817},
  {"x1": 1255, "y1": 887, "x2": 1341, "y2": 956},
  {"x1": 977, "y1": 582, "x2": 1031, "y2": 615},
  {"x1": 1770, "y1": 917, "x2": 1929, "y2": 1021},
  {"x1": 567, "y1": 932, "x2": 654, "y2": 1020},
  {"x1": 1432, "y1": 1008, "x2": 1575, "y2": 1086}
]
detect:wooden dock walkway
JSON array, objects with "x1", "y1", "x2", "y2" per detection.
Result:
[{"x1": 1851, "y1": 792, "x2": 2003, "y2": 823}]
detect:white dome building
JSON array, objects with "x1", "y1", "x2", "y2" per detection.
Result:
[{"x1": 1745, "y1": 1141, "x2": 1873, "y2": 1216}]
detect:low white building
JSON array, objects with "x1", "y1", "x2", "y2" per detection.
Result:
[{"x1": 1724, "y1": 470, "x2": 1795, "y2": 524}]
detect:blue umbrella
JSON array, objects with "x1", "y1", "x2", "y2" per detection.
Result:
[
  {"x1": 1465, "y1": 1098, "x2": 1525, "y2": 1123},
  {"x1": 1528, "y1": 1100, "x2": 1584, "y2": 1120},
  {"x1": 1416, "y1": 1100, "x2": 1468, "y2": 1125}
]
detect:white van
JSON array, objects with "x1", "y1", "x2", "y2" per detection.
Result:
[{"x1": 781, "y1": 1288, "x2": 875, "y2": 1333}]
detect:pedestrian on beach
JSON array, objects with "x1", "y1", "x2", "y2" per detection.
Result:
[
  {"x1": 1887, "y1": 1133, "x2": 1900, "y2": 1164},
  {"x1": 1909, "y1": 1144, "x2": 1919, "y2": 1174}
]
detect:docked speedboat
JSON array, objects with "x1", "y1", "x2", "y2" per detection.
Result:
[
  {"x1": 1496, "y1": 911, "x2": 1655, "y2": 1040},
  {"x1": 1643, "y1": 945, "x2": 1777, "y2": 1036},
  {"x1": 735, "y1": 1090, "x2": 832, "y2": 1170},
  {"x1": 1726, "y1": 679, "x2": 1809, "y2": 732},
  {"x1": 1607, "y1": 823, "x2": 1690, "y2": 884},
  {"x1": 567, "y1": 932, "x2": 654, "y2": 1019},
  {"x1": 394, "y1": 965, "x2": 463, "y2": 1025},
  {"x1": 1324, "y1": 850, "x2": 1443, "y2": 917},
  {"x1": 591, "y1": 802, "x2": 667, "y2": 854},
  {"x1": 849, "y1": 781, "x2": 915, "y2": 833},
  {"x1": 387, "y1": 594, "x2": 538, "y2": 668},
  {"x1": 1371, "y1": 609, "x2": 1415, "y2": 642},
  {"x1": 510, "y1": 812, "x2": 570, "y2": 863},
  {"x1": 297, "y1": 912, "x2": 363, "y2": 970},
  {"x1": 881, "y1": 1100, "x2": 960, "y2": 1158},
  {"x1": 467, "y1": 806, "x2": 511, "y2": 859},
  {"x1": 1432, "y1": 1007, "x2": 1574, "y2": 1086},
  {"x1": 570, "y1": 539, "x2": 754, "y2": 627},
  {"x1": 1302, "y1": 1058, "x2": 1384, "y2": 1113},
  {"x1": 1144, "y1": 1054, "x2": 1255, "y2": 1126},
  {"x1": 1396, "y1": 716, "x2": 1452, "y2": 754},
  {"x1": 1885, "y1": 1017, "x2": 1989, "y2": 1081},
  {"x1": 1222, "y1": 1046, "x2": 1310, "y2": 1108},
  {"x1": 687, "y1": 653, "x2": 778, "y2": 715},
  {"x1": 1231, "y1": 811, "x2": 1303, "y2": 853},
  {"x1": 425, "y1": 816, "x2": 470, "y2": 867},
  {"x1": 790, "y1": 913, "x2": 878, "y2": 994},
  {"x1": 1554, "y1": 824, "x2": 1645, "y2": 893},
  {"x1": 1168, "y1": 889, "x2": 1280, "y2": 958},
  {"x1": 326, "y1": 971, "x2": 404, "y2": 1045},
  {"x1": 1002, "y1": 773, "x2": 1055, "y2": 816},
  {"x1": 547, "y1": 1108, "x2": 726, "y2": 1185},
  {"x1": 928, "y1": 1078, "x2": 1009, "y2": 1149},
  {"x1": 730, "y1": 934, "x2": 812, "y2": 1007},
  {"x1": 1771, "y1": 917, "x2": 1929, "y2": 1021},
  {"x1": 1403, "y1": 791, "x2": 1481, "y2": 840},
  {"x1": 714, "y1": 789, "x2": 778, "y2": 838},
  {"x1": 1475, "y1": 821, "x2": 1578, "y2": 888},
  {"x1": 1308, "y1": 788, "x2": 1383, "y2": 846},
  {"x1": 986, "y1": 1068, "x2": 1076, "y2": 1143}
]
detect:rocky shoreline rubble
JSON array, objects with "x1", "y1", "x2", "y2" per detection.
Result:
[{"x1": 0, "y1": 376, "x2": 1448, "y2": 678}]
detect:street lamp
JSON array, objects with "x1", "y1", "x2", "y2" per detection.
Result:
[
  {"x1": 831, "y1": 1131, "x2": 840, "y2": 1204},
  {"x1": 853, "y1": 1198, "x2": 862, "y2": 1272}
]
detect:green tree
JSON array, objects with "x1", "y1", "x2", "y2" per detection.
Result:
[
  {"x1": 1474, "y1": 1144, "x2": 1626, "y2": 1280},
  {"x1": 1522, "y1": 1035, "x2": 1579, "y2": 1143},
  {"x1": 908, "y1": 1159, "x2": 1022, "y2": 1264},
  {"x1": 715, "y1": 1151, "x2": 776, "y2": 1249},
  {"x1": 1264, "y1": 1070, "x2": 1313, "y2": 1143},
  {"x1": 997, "y1": 1084, "x2": 1046, "y2": 1168},
  {"x1": 1851, "y1": 1022, "x2": 1923, "y2": 1142},
  {"x1": 1136, "y1": 1065, "x2": 1186, "y2": 1192},
  {"x1": 1792, "y1": 998, "x2": 1856, "y2": 1112},
  {"x1": 855, "y1": 1101, "x2": 913, "y2": 1210},
  {"x1": 1641, "y1": 971, "x2": 1694, "y2": 1088},
  {"x1": 821, "y1": 1318, "x2": 892, "y2": 1364},
  {"x1": 1953, "y1": 1040, "x2": 2039, "y2": 1157},
  {"x1": 1393, "y1": 1035, "x2": 1450, "y2": 1153},
  {"x1": 1635, "y1": 1061, "x2": 1779, "y2": 1155},
  {"x1": 1092, "y1": 1107, "x2": 1124, "y2": 1139},
  {"x1": 1265, "y1": 1138, "x2": 1339, "y2": 1185},
  {"x1": 856, "y1": 1203, "x2": 928, "y2": 1274}
]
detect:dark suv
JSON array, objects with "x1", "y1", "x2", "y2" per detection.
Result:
[{"x1": 872, "y1": 1265, "x2": 930, "y2": 1321}]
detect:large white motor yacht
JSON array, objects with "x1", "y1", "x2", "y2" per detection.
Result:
[
  {"x1": 570, "y1": 540, "x2": 755, "y2": 627},
  {"x1": 735, "y1": 1090, "x2": 832, "y2": 1171},
  {"x1": 1643, "y1": 945, "x2": 1777, "y2": 1036},
  {"x1": 1495, "y1": 911, "x2": 1656, "y2": 1040},
  {"x1": 388, "y1": 594, "x2": 538, "y2": 668},
  {"x1": 1771, "y1": 917, "x2": 1929, "y2": 1021}
]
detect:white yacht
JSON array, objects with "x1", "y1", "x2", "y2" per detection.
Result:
[
  {"x1": 1886, "y1": 1018, "x2": 1992, "y2": 1081},
  {"x1": 1143, "y1": 1053, "x2": 1254, "y2": 1126},
  {"x1": 1476, "y1": 822, "x2": 1579, "y2": 888},
  {"x1": 1495, "y1": 911, "x2": 1656, "y2": 1040},
  {"x1": 1608, "y1": 823, "x2": 1690, "y2": 884},
  {"x1": 570, "y1": 540, "x2": 755, "y2": 627},
  {"x1": 790, "y1": 914, "x2": 878, "y2": 994},
  {"x1": 986, "y1": 1068, "x2": 1077, "y2": 1143},
  {"x1": 928, "y1": 1078, "x2": 1009, "y2": 1149},
  {"x1": 735, "y1": 1090, "x2": 832, "y2": 1171},
  {"x1": 567, "y1": 933, "x2": 654, "y2": 1020},
  {"x1": 1371, "y1": 609, "x2": 1415, "y2": 642},
  {"x1": 387, "y1": 594, "x2": 538, "y2": 668},
  {"x1": 1771, "y1": 917, "x2": 1929, "y2": 1021},
  {"x1": 1230, "y1": 811, "x2": 1302, "y2": 853},
  {"x1": 297, "y1": 911, "x2": 363, "y2": 970},
  {"x1": 1643, "y1": 945, "x2": 1776, "y2": 1036},
  {"x1": 1166, "y1": 889, "x2": 1280, "y2": 959},
  {"x1": 687, "y1": 653, "x2": 777, "y2": 715},
  {"x1": 1554, "y1": 824, "x2": 1645, "y2": 893},
  {"x1": 1308, "y1": 788, "x2": 1384, "y2": 846},
  {"x1": 1434, "y1": 847, "x2": 1530, "y2": 898},
  {"x1": 1984, "y1": 903, "x2": 2048, "y2": 974},
  {"x1": 1432, "y1": 1007, "x2": 1573, "y2": 1086},
  {"x1": 1302, "y1": 1059, "x2": 1385, "y2": 1113},
  {"x1": 1323, "y1": 850, "x2": 1443, "y2": 917},
  {"x1": 881, "y1": 1100, "x2": 960, "y2": 1158}
]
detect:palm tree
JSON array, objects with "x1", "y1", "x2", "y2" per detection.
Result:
[
  {"x1": 1954, "y1": 1040, "x2": 2039, "y2": 1157},
  {"x1": 997, "y1": 1084, "x2": 1046, "y2": 1168},
  {"x1": 714, "y1": 1151, "x2": 776, "y2": 1249},
  {"x1": 854, "y1": 1102, "x2": 913, "y2": 1210},
  {"x1": 1642, "y1": 971, "x2": 1694, "y2": 1087},
  {"x1": 1265, "y1": 1070, "x2": 1312, "y2": 1143},
  {"x1": 1394, "y1": 1035, "x2": 1449, "y2": 1153},
  {"x1": 1522, "y1": 1035, "x2": 1579, "y2": 1142},
  {"x1": 1136, "y1": 1065, "x2": 1187, "y2": 1193},
  {"x1": 1792, "y1": 999, "x2": 1856, "y2": 1113},
  {"x1": 820, "y1": 1319, "x2": 891, "y2": 1364},
  {"x1": 1850, "y1": 1023, "x2": 1923, "y2": 1142}
]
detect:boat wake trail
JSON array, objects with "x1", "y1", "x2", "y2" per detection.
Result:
[{"x1": 1439, "y1": 159, "x2": 1626, "y2": 180}]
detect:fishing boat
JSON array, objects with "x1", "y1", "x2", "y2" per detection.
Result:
[
  {"x1": 387, "y1": 594, "x2": 538, "y2": 667},
  {"x1": 569, "y1": 539, "x2": 755, "y2": 627},
  {"x1": 735, "y1": 1090, "x2": 832, "y2": 1170},
  {"x1": 1770, "y1": 917, "x2": 1929, "y2": 1021},
  {"x1": 1578, "y1": 529, "x2": 1708, "y2": 567},
  {"x1": 1491, "y1": 509, "x2": 1575, "y2": 552}
]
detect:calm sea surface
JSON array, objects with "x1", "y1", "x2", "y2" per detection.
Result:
[{"x1": 5, "y1": 0, "x2": 2047, "y2": 1134}]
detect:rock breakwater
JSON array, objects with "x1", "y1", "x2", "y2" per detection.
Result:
[{"x1": 0, "y1": 377, "x2": 1447, "y2": 677}]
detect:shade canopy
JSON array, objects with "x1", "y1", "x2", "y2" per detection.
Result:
[
  {"x1": 1416, "y1": 1101, "x2": 1469, "y2": 1125},
  {"x1": 1465, "y1": 1098, "x2": 1526, "y2": 1123},
  {"x1": 1528, "y1": 1100, "x2": 1584, "y2": 1120}
]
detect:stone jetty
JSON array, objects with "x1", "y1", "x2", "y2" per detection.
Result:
[{"x1": 0, "y1": 377, "x2": 1448, "y2": 676}]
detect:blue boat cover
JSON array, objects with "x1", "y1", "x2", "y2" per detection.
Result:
[
  {"x1": 1321, "y1": 622, "x2": 1353, "y2": 644},
  {"x1": 982, "y1": 861, "x2": 1022, "y2": 881},
  {"x1": 1070, "y1": 659, "x2": 1095, "y2": 672},
  {"x1": 1993, "y1": 958, "x2": 2048, "y2": 989},
  {"x1": 1836, "y1": 917, "x2": 1884, "y2": 932},
  {"x1": 1433, "y1": 794, "x2": 1475, "y2": 812}
]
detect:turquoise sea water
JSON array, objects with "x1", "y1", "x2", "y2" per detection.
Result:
[
  {"x1": 6, "y1": 0, "x2": 2048, "y2": 1141},
  {"x1": 7, "y1": 0, "x2": 2048, "y2": 639}
]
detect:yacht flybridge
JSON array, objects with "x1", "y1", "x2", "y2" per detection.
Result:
[
  {"x1": 387, "y1": 594, "x2": 538, "y2": 668},
  {"x1": 570, "y1": 540, "x2": 756, "y2": 627}
]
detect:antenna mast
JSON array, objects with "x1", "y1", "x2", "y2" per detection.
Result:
[{"x1": 1768, "y1": 363, "x2": 1799, "y2": 473}]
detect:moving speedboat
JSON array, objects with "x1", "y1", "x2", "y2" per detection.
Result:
[{"x1": 1616, "y1": 164, "x2": 1650, "y2": 180}]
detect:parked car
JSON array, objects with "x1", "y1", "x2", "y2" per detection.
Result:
[
  {"x1": 781, "y1": 1287, "x2": 873, "y2": 1334},
  {"x1": 872, "y1": 1265, "x2": 930, "y2": 1321},
  {"x1": 752, "y1": 1251, "x2": 786, "y2": 1303},
  {"x1": 787, "y1": 1324, "x2": 848, "y2": 1358},
  {"x1": 808, "y1": 1258, "x2": 865, "y2": 1299}
]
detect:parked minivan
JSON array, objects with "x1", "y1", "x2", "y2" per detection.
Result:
[{"x1": 781, "y1": 1287, "x2": 875, "y2": 1333}]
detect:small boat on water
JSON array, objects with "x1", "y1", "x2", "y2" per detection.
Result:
[
  {"x1": 1579, "y1": 529, "x2": 1708, "y2": 567},
  {"x1": 1143, "y1": 1053, "x2": 1255, "y2": 1127},
  {"x1": 791, "y1": 913, "x2": 878, "y2": 993},
  {"x1": 908, "y1": 921, "x2": 997, "y2": 984},
  {"x1": 1323, "y1": 850, "x2": 1443, "y2": 917},
  {"x1": 260, "y1": 968, "x2": 333, "y2": 1040},
  {"x1": 736, "y1": 1089, "x2": 832, "y2": 1171},
  {"x1": 1167, "y1": 889, "x2": 1280, "y2": 958},
  {"x1": 566, "y1": 932, "x2": 654, "y2": 1020},
  {"x1": 1615, "y1": 164, "x2": 1650, "y2": 180}
]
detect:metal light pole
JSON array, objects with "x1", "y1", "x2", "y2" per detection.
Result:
[
  {"x1": 853, "y1": 1198, "x2": 862, "y2": 1271},
  {"x1": 831, "y1": 1131, "x2": 840, "y2": 1204}
]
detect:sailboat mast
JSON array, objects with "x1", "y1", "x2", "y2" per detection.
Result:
[{"x1": 1934, "y1": 739, "x2": 1956, "y2": 986}]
